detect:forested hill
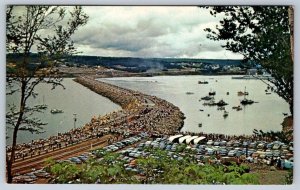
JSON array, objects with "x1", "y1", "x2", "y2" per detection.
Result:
[{"x1": 7, "y1": 54, "x2": 249, "y2": 73}]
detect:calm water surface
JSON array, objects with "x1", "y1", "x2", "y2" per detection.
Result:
[
  {"x1": 7, "y1": 76, "x2": 290, "y2": 144},
  {"x1": 99, "y1": 75, "x2": 290, "y2": 135},
  {"x1": 6, "y1": 78, "x2": 121, "y2": 144}
]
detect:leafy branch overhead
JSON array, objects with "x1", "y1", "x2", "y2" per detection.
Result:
[
  {"x1": 203, "y1": 6, "x2": 293, "y2": 114},
  {"x1": 6, "y1": 5, "x2": 88, "y2": 183}
]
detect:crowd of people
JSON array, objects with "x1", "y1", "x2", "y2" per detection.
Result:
[
  {"x1": 6, "y1": 76, "x2": 292, "y2": 169},
  {"x1": 7, "y1": 76, "x2": 185, "y2": 160}
]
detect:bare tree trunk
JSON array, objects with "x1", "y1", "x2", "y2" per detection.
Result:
[{"x1": 6, "y1": 81, "x2": 26, "y2": 183}]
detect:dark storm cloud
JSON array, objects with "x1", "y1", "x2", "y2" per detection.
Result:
[{"x1": 72, "y1": 6, "x2": 242, "y2": 59}]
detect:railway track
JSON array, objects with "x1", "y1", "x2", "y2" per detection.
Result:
[{"x1": 12, "y1": 135, "x2": 111, "y2": 175}]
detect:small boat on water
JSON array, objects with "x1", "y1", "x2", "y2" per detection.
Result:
[
  {"x1": 216, "y1": 100, "x2": 228, "y2": 106},
  {"x1": 232, "y1": 105, "x2": 243, "y2": 111},
  {"x1": 198, "y1": 123, "x2": 202, "y2": 127},
  {"x1": 209, "y1": 91, "x2": 216, "y2": 96},
  {"x1": 226, "y1": 92, "x2": 229, "y2": 95},
  {"x1": 201, "y1": 96, "x2": 213, "y2": 101},
  {"x1": 240, "y1": 98, "x2": 254, "y2": 105},
  {"x1": 203, "y1": 100, "x2": 216, "y2": 106},
  {"x1": 238, "y1": 86, "x2": 249, "y2": 96},
  {"x1": 51, "y1": 109, "x2": 63, "y2": 114},
  {"x1": 186, "y1": 92, "x2": 194, "y2": 95},
  {"x1": 223, "y1": 111, "x2": 229, "y2": 117},
  {"x1": 266, "y1": 92, "x2": 271, "y2": 95},
  {"x1": 217, "y1": 106, "x2": 225, "y2": 111},
  {"x1": 37, "y1": 104, "x2": 47, "y2": 109},
  {"x1": 198, "y1": 81, "x2": 208, "y2": 84},
  {"x1": 237, "y1": 91, "x2": 249, "y2": 96}
]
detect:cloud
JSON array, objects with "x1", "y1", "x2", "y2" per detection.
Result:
[{"x1": 72, "y1": 6, "x2": 243, "y2": 59}]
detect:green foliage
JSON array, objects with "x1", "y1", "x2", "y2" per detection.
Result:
[
  {"x1": 285, "y1": 169, "x2": 293, "y2": 184},
  {"x1": 6, "y1": 5, "x2": 89, "y2": 183},
  {"x1": 203, "y1": 6, "x2": 293, "y2": 114},
  {"x1": 47, "y1": 148, "x2": 259, "y2": 184}
]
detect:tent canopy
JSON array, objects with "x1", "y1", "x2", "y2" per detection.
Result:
[
  {"x1": 168, "y1": 134, "x2": 183, "y2": 142},
  {"x1": 179, "y1": 135, "x2": 192, "y2": 144},
  {"x1": 186, "y1": 136, "x2": 199, "y2": 144},
  {"x1": 193, "y1": 136, "x2": 206, "y2": 144}
]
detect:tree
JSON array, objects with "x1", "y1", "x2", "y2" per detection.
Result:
[
  {"x1": 47, "y1": 148, "x2": 259, "y2": 184},
  {"x1": 6, "y1": 5, "x2": 88, "y2": 183},
  {"x1": 203, "y1": 6, "x2": 293, "y2": 114}
]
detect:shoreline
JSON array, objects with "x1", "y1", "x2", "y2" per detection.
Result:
[
  {"x1": 74, "y1": 76, "x2": 185, "y2": 135},
  {"x1": 7, "y1": 76, "x2": 291, "y2": 166}
]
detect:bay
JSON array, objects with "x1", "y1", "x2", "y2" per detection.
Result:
[
  {"x1": 99, "y1": 75, "x2": 290, "y2": 136},
  {"x1": 6, "y1": 78, "x2": 121, "y2": 144}
]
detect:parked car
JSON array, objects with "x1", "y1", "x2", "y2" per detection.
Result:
[
  {"x1": 266, "y1": 143, "x2": 274, "y2": 149},
  {"x1": 256, "y1": 142, "x2": 267, "y2": 149},
  {"x1": 228, "y1": 150, "x2": 237, "y2": 157},
  {"x1": 206, "y1": 140, "x2": 214, "y2": 146},
  {"x1": 284, "y1": 158, "x2": 293, "y2": 169},
  {"x1": 68, "y1": 157, "x2": 82, "y2": 164},
  {"x1": 265, "y1": 150, "x2": 273, "y2": 158},
  {"x1": 206, "y1": 148, "x2": 215, "y2": 155},
  {"x1": 219, "y1": 141, "x2": 227, "y2": 146},
  {"x1": 273, "y1": 150, "x2": 281, "y2": 157},
  {"x1": 213, "y1": 141, "x2": 221, "y2": 146},
  {"x1": 249, "y1": 142, "x2": 257, "y2": 148},
  {"x1": 232, "y1": 141, "x2": 240, "y2": 147},
  {"x1": 272, "y1": 142, "x2": 282, "y2": 150},
  {"x1": 219, "y1": 149, "x2": 228, "y2": 156}
]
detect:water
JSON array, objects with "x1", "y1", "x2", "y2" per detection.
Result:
[
  {"x1": 6, "y1": 78, "x2": 121, "y2": 144},
  {"x1": 6, "y1": 76, "x2": 290, "y2": 145},
  {"x1": 99, "y1": 75, "x2": 290, "y2": 135}
]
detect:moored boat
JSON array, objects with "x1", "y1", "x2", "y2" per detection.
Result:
[
  {"x1": 223, "y1": 111, "x2": 229, "y2": 117},
  {"x1": 50, "y1": 109, "x2": 63, "y2": 114},
  {"x1": 201, "y1": 96, "x2": 213, "y2": 101},
  {"x1": 240, "y1": 98, "x2": 254, "y2": 105},
  {"x1": 186, "y1": 92, "x2": 194, "y2": 95},
  {"x1": 216, "y1": 99, "x2": 228, "y2": 106},
  {"x1": 198, "y1": 81, "x2": 208, "y2": 84}
]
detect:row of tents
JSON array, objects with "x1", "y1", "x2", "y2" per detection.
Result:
[{"x1": 168, "y1": 135, "x2": 206, "y2": 144}]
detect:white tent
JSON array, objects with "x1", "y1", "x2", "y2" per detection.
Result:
[
  {"x1": 185, "y1": 136, "x2": 199, "y2": 144},
  {"x1": 193, "y1": 136, "x2": 206, "y2": 144},
  {"x1": 168, "y1": 134, "x2": 183, "y2": 142},
  {"x1": 178, "y1": 135, "x2": 192, "y2": 144}
]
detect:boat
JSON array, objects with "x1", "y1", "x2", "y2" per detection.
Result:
[
  {"x1": 50, "y1": 109, "x2": 63, "y2": 114},
  {"x1": 237, "y1": 91, "x2": 249, "y2": 96},
  {"x1": 226, "y1": 92, "x2": 229, "y2": 95},
  {"x1": 201, "y1": 96, "x2": 213, "y2": 101},
  {"x1": 216, "y1": 100, "x2": 228, "y2": 106},
  {"x1": 223, "y1": 111, "x2": 229, "y2": 117},
  {"x1": 186, "y1": 92, "x2": 194, "y2": 95},
  {"x1": 36, "y1": 104, "x2": 47, "y2": 109},
  {"x1": 236, "y1": 107, "x2": 243, "y2": 111},
  {"x1": 198, "y1": 123, "x2": 202, "y2": 127},
  {"x1": 232, "y1": 105, "x2": 242, "y2": 111},
  {"x1": 266, "y1": 92, "x2": 271, "y2": 95},
  {"x1": 203, "y1": 100, "x2": 216, "y2": 106},
  {"x1": 208, "y1": 91, "x2": 216, "y2": 96},
  {"x1": 217, "y1": 106, "x2": 225, "y2": 111},
  {"x1": 198, "y1": 81, "x2": 208, "y2": 84},
  {"x1": 240, "y1": 98, "x2": 254, "y2": 105},
  {"x1": 199, "y1": 109, "x2": 204, "y2": 112},
  {"x1": 238, "y1": 87, "x2": 249, "y2": 96}
]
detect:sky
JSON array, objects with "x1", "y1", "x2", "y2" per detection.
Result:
[{"x1": 71, "y1": 6, "x2": 243, "y2": 59}]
